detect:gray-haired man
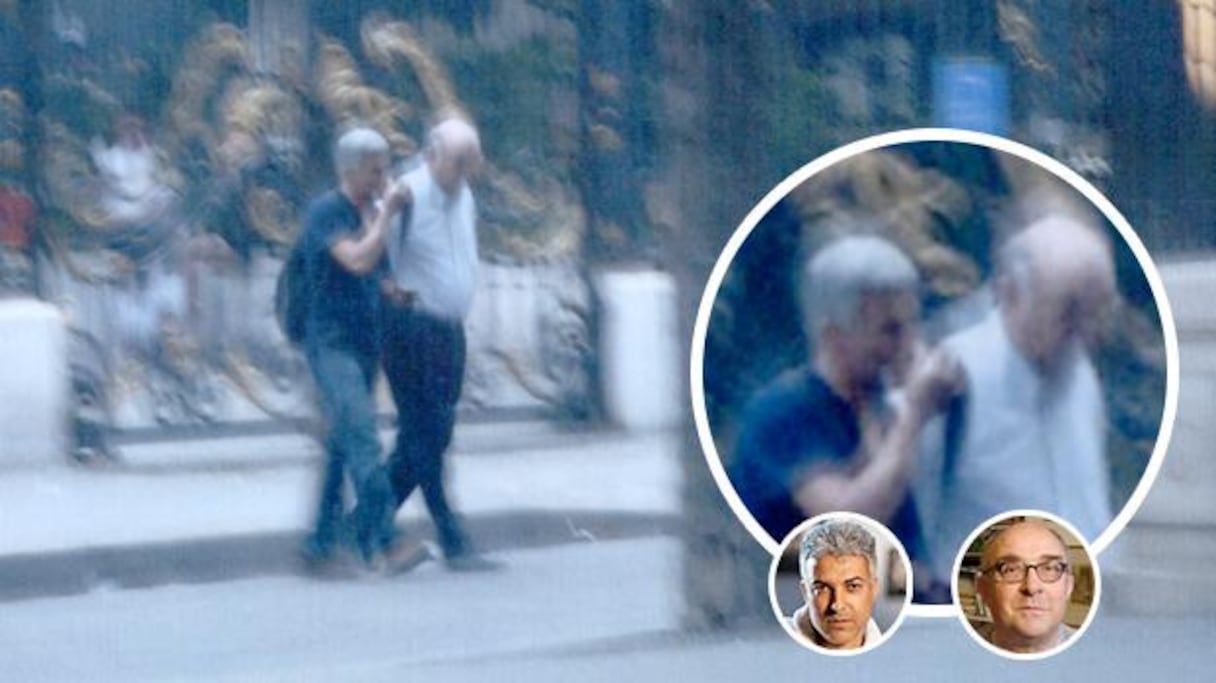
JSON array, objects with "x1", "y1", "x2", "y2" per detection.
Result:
[
  {"x1": 298, "y1": 127, "x2": 419, "y2": 573},
  {"x1": 730, "y1": 234, "x2": 962, "y2": 596},
  {"x1": 381, "y1": 116, "x2": 497, "y2": 571},
  {"x1": 789, "y1": 519, "x2": 882, "y2": 650},
  {"x1": 916, "y1": 216, "x2": 1116, "y2": 592}
]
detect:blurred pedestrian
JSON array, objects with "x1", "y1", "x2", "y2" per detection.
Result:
[
  {"x1": 298, "y1": 127, "x2": 424, "y2": 574},
  {"x1": 729, "y1": 234, "x2": 962, "y2": 599},
  {"x1": 380, "y1": 115, "x2": 499, "y2": 571},
  {"x1": 917, "y1": 216, "x2": 1116, "y2": 592}
]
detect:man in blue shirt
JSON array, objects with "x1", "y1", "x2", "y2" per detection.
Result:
[
  {"x1": 299, "y1": 127, "x2": 415, "y2": 572},
  {"x1": 730, "y1": 235, "x2": 962, "y2": 600}
]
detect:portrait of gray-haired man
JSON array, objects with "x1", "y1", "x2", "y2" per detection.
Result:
[{"x1": 788, "y1": 519, "x2": 884, "y2": 651}]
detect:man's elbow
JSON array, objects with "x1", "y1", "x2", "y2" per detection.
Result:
[
  {"x1": 344, "y1": 258, "x2": 377, "y2": 276},
  {"x1": 331, "y1": 247, "x2": 376, "y2": 276}
]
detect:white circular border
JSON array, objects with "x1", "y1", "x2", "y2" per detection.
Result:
[
  {"x1": 689, "y1": 127, "x2": 1180, "y2": 619},
  {"x1": 951, "y1": 509, "x2": 1102, "y2": 661},
  {"x1": 768, "y1": 511, "x2": 914, "y2": 656}
]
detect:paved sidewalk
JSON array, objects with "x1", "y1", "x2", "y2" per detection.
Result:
[
  {"x1": 416, "y1": 613, "x2": 1216, "y2": 683},
  {"x1": 0, "y1": 425, "x2": 681, "y2": 600},
  {"x1": 0, "y1": 537, "x2": 686, "y2": 682}
]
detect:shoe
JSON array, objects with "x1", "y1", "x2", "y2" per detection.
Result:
[
  {"x1": 384, "y1": 539, "x2": 434, "y2": 575},
  {"x1": 299, "y1": 548, "x2": 359, "y2": 581},
  {"x1": 444, "y1": 552, "x2": 503, "y2": 573}
]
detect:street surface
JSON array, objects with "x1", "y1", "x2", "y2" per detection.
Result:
[
  {"x1": 4, "y1": 533, "x2": 1214, "y2": 682},
  {"x1": 1, "y1": 538, "x2": 682, "y2": 681}
]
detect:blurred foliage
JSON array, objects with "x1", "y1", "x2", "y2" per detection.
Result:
[
  {"x1": 447, "y1": 37, "x2": 578, "y2": 182},
  {"x1": 761, "y1": 61, "x2": 839, "y2": 179}
]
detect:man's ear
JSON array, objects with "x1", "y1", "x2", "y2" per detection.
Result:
[{"x1": 974, "y1": 576, "x2": 991, "y2": 609}]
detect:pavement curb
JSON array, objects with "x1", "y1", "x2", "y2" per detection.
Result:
[{"x1": 0, "y1": 510, "x2": 681, "y2": 603}]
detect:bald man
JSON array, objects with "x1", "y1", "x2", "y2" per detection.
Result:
[
  {"x1": 915, "y1": 216, "x2": 1117, "y2": 592},
  {"x1": 380, "y1": 116, "x2": 498, "y2": 571},
  {"x1": 974, "y1": 520, "x2": 1078, "y2": 654}
]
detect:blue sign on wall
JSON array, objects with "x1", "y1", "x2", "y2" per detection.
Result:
[{"x1": 933, "y1": 58, "x2": 1010, "y2": 136}]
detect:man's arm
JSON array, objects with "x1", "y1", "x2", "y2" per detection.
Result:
[
  {"x1": 330, "y1": 180, "x2": 411, "y2": 275},
  {"x1": 792, "y1": 350, "x2": 963, "y2": 523}
]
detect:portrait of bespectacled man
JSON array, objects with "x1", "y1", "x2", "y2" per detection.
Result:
[{"x1": 956, "y1": 513, "x2": 1099, "y2": 658}]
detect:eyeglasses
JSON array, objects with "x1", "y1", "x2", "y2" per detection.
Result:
[{"x1": 981, "y1": 559, "x2": 1070, "y2": 584}]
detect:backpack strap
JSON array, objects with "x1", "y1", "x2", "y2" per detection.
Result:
[{"x1": 941, "y1": 391, "x2": 968, "y2": 496}]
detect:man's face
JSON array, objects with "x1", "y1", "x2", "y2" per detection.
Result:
[
  {"x1": 832, "y1": 290, "x2": 919, "y2": 393},
  {"x1": 1000, "y1": 225, "x2": 1117, "y2": 376},
  {"x1": 802, "y1": 553, "x2": 877, "y2": 649},
  {"x1": 429, "y1": 147, "x2": 480, "y2": 196},
  {"x1": 1007, "y1": 276, "x2": 1112, "y2": 374},
  {"x1": 346, "y1": 152, "x2": 390, "y2": 205},
  {"x1": 976, "y1": 523, "x2": 1075, "y2": 653}
]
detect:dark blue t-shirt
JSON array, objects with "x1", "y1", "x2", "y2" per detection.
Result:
[
  {"x1": 301, "y1": 190, "x2": 385, "y2": 358},
  {"x1": 729, "y1": 368, "x2": 925, "y2": 561}
]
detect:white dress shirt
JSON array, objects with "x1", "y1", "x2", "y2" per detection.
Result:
[
  {"x1": 916, "y1": 310, "x2": 1111, "y2": 581},
  {"x1": 386, "y1": 164, "x2": 478, "y2": 321}
]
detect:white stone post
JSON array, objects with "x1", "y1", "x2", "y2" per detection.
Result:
[
  {"x1": 0, "y1": 299, "x2": 69, "y2": 466},
  {"x1": 1105, "y1": 259, "x2": 1216, "y2": 614},
  {"x1": 595, "y1": 268, "x2": 681, "y2": 432}
]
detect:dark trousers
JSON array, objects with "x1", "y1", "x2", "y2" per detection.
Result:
[
  {"x1": 305, "y1": 344, "x2": 396, "y2": 562},
  {"x1": 382, "y1": 305, "x2": 468, "y2": 556}
]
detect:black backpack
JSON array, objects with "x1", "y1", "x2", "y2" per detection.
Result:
[{"x1": 274, "y1": 240, "x2": 311, "y2": 346}]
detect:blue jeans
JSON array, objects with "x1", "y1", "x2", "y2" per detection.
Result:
[{"x1": 305, "y1": 344, "x2": 395, "y2": 562}]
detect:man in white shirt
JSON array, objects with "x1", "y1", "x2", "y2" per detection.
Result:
[
  {"x1": 916, "y1": 215, "x2": 1117, "y2": 591},
  {"x1": 381, "y1": 115, "x2": 497, "y2": 571}
]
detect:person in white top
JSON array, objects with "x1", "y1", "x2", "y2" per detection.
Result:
[
  {"x1": 916, "y1": 215, "x2": 1117, "y2": 591},
  {"x1": 380, "y1": 115, "x2": 498, "y2": 571}
]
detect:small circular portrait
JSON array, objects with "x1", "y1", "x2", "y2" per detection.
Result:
[
  {"x1": 955, "y1": 511, "x2": 1100, "y2": 659},
  {"x1": 691, "y1": 130, "x2": 1176, "y2": 608},
  {"x1": 769, "y1": 512, "x2": 912, "y2": 655}
]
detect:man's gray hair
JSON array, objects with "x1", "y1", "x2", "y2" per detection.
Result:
[
  {"x1": 425, "y1": 116, "x2": 482, "y2": 165},
  {"x1": 802, "y1": 234, "x2": 918, "y2": 339},
  {"x1": 334, "y1": 127, "x2": 389, "y2": 176},
  {"x1": 978, "y1": 519, "x2": 1073, "y2": 572},
  {"x1": 994, "y1": 214, "x2": 1112, "y2": 306},
  {"x1": 994, "y1": 227, "x2": 1040, "y2": 302},
  {"x1": 799, "y1": 519, "x2": 878, "y2": 581}
]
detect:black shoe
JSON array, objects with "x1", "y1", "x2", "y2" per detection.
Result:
[{"x1": 444, "y1": 552, "x2": 503, "y2": 572}]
